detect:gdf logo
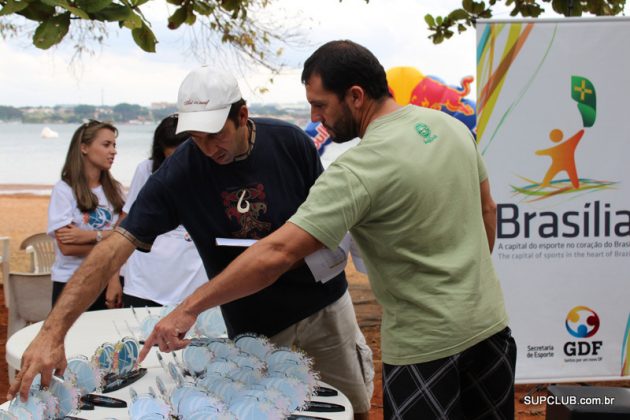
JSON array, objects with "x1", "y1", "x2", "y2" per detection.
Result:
[{"x1": 564, "y1": 306, "x2": 602, "y2": 357}]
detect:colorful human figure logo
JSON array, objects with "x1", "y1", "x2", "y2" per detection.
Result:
[
  {"x1": 511, "y1": 76, "x2": 617, "y2": 200},
  {"x1": 535, "y1": 128, "x2": 585, "y2": 189},
  {"x1": 534, "y1": 75, "x2": 596, "y2": 190}
]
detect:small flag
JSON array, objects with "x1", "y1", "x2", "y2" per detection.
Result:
[
  {"x1": 571, "y1": 76, "x2": 596, "y2": 128},
  {"x1": 304, "y1": 121, "x2": 332, "y2": 155}
]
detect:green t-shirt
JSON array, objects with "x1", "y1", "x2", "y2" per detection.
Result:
[{"x1": 290, "y1": 105, "x2": 508, "y2": 365}]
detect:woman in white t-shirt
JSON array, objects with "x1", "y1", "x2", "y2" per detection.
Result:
[
  {"x1": 47, "y1": 120, "x2": 125, "y2": 311},
  {"x1": 121, "y1": 115, "x2": 207, "y2": 307}
]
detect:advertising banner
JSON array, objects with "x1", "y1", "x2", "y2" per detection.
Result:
[{"x1": 476, "y1": 17, "x2": 630, "y2": 383}]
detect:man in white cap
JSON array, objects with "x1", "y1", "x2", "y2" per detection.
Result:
[{"x1": 10, "y1": 66, "x2": 374, "y2": 419}]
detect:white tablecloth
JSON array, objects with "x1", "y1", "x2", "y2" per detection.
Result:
[
  {"x1": 5, "y1": 307, "x2": 353, "y2": 419},
  {"x1": 6, "y1": 307, "x2": 164, "y2": 370}
]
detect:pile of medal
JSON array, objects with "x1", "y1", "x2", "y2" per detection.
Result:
[
  {"x1": 136, "y1": 305, "x2": 228, "y2": 342},
  {"x1": 131, "y1": 333, "x2": 322, "y2": 419},
  {"x1": 1, "y1": 335, "x2": 135, "y2": 419},
  {"x1": 2, "y1": 305, "x2": 333, "y2": 419}
]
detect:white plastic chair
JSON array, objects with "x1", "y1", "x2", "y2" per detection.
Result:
[
  {"x1": 21, "y1": 232, "x2": 56, "y2": 274},
  {"x1": 1, "y1": 237, "x2": 9, "y2": 306},
  {"x1": 1, "y1": 236, "x2": 53, "y2": 381}
]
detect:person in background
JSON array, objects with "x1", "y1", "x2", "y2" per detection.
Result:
[
  {"x1": 121, "y1": 115, "x2": 207, "y2": 307},
  {"x1": 47, "y1": 120, "x2": 124, "y2": 310}
]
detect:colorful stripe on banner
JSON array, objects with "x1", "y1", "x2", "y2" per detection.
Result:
[
  {"x1": 622, "y1": 313, "x2": 630, "y2": 376},
  {"x1": 476, "y1": 23, "x2": 541, "y2": 151}
]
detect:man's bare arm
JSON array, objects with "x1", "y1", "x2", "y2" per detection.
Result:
[
  {"x1": 140, "y1": 222, "x2": 324, "y2": 359},
  {"x1": 480, "y1": 179, "x2": 497, "y2": 252},
  {"x1": 45, "y1": 232, "x2": 134, "y2": 331},
  {"x1": 186, "y1": 223, "x2": 322, "y2": 313},
  {"x1": 7, "y1": 232, "x2": 135, "y2": 401}
]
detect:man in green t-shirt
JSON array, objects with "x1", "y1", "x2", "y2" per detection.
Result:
[
  {"x1": 136, "y1": 40, "x2": 515, "y2": 419},
  {"x1": 290, "y1": 40, "x2": 516, "y2": 419}
]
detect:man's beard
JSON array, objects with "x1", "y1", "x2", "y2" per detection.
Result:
[{"x1": 328, "y1": 104, "x2": 359, "y2": 143}]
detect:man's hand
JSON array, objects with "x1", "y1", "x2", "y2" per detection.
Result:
[
  {"x1": 7, "y1": 232, "x2": 136, "y2": 402},
  {"x1": 105, "y1": 275, "x2": 123, "y2": 309},
  {"x1": 7, "y1": 333, "x2": 66, "y2": 402},
  {"x1": 138, "y1": 223, "x2": 323, "y2": 363},
  {"x1": 138, "y1": 306, "x2": 196, "y2": 362}
]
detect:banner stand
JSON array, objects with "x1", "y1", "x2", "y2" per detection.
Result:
[{"x1": 477, "y1": 17, "x2": 630, "y2": 384}]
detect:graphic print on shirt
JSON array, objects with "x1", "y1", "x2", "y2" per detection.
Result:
[
  {"x1": 222, "y1": 184, "x2": 271, "y2": 238},
  {"x1": 82, "y1": 206, "x2": 113, "y2": 230}
]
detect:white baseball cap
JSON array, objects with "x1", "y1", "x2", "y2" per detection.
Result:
[{"x1": 176, "y1": 66, "x2": 242, "y2": 134}]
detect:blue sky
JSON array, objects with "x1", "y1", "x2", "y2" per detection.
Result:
[{"x1": 1, "y1": 0, "x2": 521, "y2": 107}]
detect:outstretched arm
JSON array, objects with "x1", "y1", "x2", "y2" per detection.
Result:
[
  {"x1": 7, "y1": 232, "x2": 135, "y2": 401},
  {"x1": 139, "y1": 222, "x2": 323, "y2": 360}
]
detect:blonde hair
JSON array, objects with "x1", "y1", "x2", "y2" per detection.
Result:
[{"x1": 61, "y1": 120, "x2": 125, "y2": 213}]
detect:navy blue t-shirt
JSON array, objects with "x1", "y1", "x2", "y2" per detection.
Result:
[{"x1": 119, "y1": 118, "x2": 347, "y2": 337}]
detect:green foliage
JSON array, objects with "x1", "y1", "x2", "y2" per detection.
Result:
[
  {"x1": 74, "y1": 104, "x2": 97, "y2": 120},
  {"x1": 75, "y1": 0, "x2": 114, "y2": 14},
  {"x1": 33, "y1": 12, "x2": 70, "y2": 49},
  {"x1": 0, "y1": 105, "x2": 22, "y2": 121},
  {"x1": 0, "y1": 0, "x2": 282, "y2": 62},
  {"x1": 112, "y1": 103, "x2": 149, "y2": 121},
  {"x1": 152, "y1": 105, "x2": 178, "y2": 121},
  {"x1": 425, "y1": 0, "x2": 626, "y2": 44},
  {"x1": 132, "y1": 22, "x2": 157, "y2": 51},
  {"x1": 2, "y1": 102, "x2": 311, "y2": 123},
  {"x1": 0, "y1": 1, "x2": 29, "y2": 16}
]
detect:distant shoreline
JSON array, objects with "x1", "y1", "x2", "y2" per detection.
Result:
[
  {"x1": 0, "y1": 184, "x2": 52, "y2": 196},
  {"x1": 0, "y1": 183, "x2": 132, "y2": 196}
]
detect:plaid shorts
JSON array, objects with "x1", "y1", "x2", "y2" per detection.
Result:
[{"x1": 383, "y1": 327, "x2": 517, "y2": 420}]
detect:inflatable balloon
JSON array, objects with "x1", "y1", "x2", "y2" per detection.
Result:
[
  {"x1": 385, "y1": 67, "x2": 477, "y2": 134},
  {"x1": 443, "y1": 97, "x2": 477, "y2": 136},
  {"x1": 307, "y1": 67, "x2": 477, "y2": 143},
  {"x1": 386, "y1": 66, "x2": 425, "y2": 106},
  {"x1": 410, "y1": 75, "x2": 474, "y2": 116}
]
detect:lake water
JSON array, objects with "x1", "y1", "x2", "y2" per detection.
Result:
[
  {"x1": 0, "y1": 123, "x2": 157, "y2": 193},
  {"x1": 0, "y1": 122, "x2": 356, "y2": 194}
]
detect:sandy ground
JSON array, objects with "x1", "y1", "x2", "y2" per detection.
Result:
[{"x1": 0, "y1": 194, "x2": 628, "y2": 419}]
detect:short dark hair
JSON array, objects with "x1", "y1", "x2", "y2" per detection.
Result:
[
  {"x1": 227, "y1": 98, "x2": 247, "y2": 126},
  {"x1": 301, "y1": 40, "x2": 390, "y2": 101},
  {"x1": 151, "y1": 114, "x2": 190, "y2": 172}
]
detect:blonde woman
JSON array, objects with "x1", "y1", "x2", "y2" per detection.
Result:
[{"x1": 47, "y1": 120, "x2": 125, "y2": 310}]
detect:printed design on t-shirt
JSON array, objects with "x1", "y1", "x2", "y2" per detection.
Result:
[
  {"x1": 222, "y1": 184, "x2": 271, "y2": 239},
  {"x1": 415, "y1": 123, "x2": 438, "y2": 144},
  {"x1": 82, "y1": 206, "x2": 113, "y2": 230},
  {"x1": 184, "y1": 231, "x2": 193, "y2": 242}
]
